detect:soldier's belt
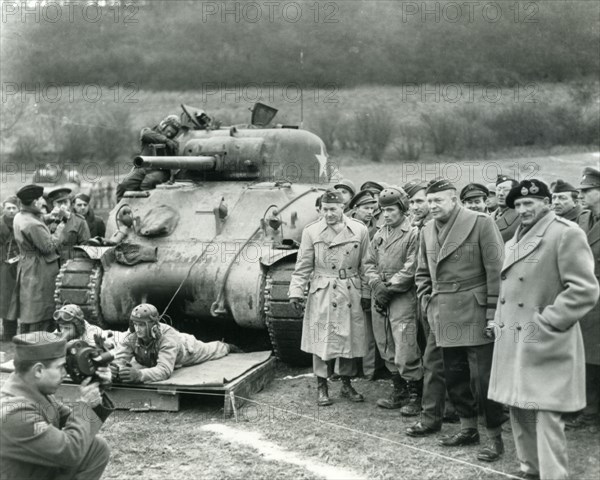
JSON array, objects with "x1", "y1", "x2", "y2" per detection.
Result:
[
  {"x1": 432, "y1": 274, "x2": 486, "y2": 293},
  {"x1": 314, "y1": 268, "x2": 359, "y2": 280}
]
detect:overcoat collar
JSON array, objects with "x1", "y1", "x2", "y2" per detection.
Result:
[
  {"x1": 427, "y1": 207, "x2": 477, "y2": 263},
  {"x1": 317, "y1": 216, "x2": 359, "y2": 246},
  {"x1": 494, "y1": 207, "x2": 519, "y2": 230},
  {"x1": 502, "y1": 211, "x2": 556, "y2": 271},
  {"x1": 379, "y1": 215, "x2": 411, "y2": 249}
]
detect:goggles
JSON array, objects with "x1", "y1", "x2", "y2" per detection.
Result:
[{"x1": 53, "y1": 309, "x2": 84, "y2": 322}]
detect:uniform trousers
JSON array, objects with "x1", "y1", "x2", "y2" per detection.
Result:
[
  {"x1": 361, "y1": 309, "x2": 382, "y2": 377},
  {"x1": 584, "y1": 363, "x2": 600, "y2": 415},
  {"x1": 313, "y1": 355, "x2": 357, "y2": 378},
  {"x1": 54, "y1": 436, "x2": 110, "y2": 480},
  {"x1": 420, "y1": 317, "x2": 448, "y2": 428},
  {"x1": 510, "y1": 407, "x2": 569, "y2": 480}
]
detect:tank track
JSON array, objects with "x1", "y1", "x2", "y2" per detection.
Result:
[
  {"x1": 264, "y1": 262, "x2": 311, "y2": 366},
  {"x1": 54, "y1": 258, "x2": 104, "y2": 326}
]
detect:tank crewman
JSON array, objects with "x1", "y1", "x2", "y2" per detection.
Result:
[
  {"x1": 111, "y1": 304, "x2": 236, "y2": 383},
  {"x1": 73, "y1": 193, "x2": 106, "y2": 238},
  {"x1": 488, "y1": 179, "x2": 599, "y2": 479},
  {"x1": 116, "y1": 115, "x2": 181, "y2": 202},
  {"x1": 47, "y1": 187, "x2": 90, "y2": 263},
  {"x1": 334, "y1": 179, "x2": 357, "y2": 213},
  {"x1": 348, "y1": 190, "x2": 383, "y2": 380},
  {"x1": 566, "y1": 167, "x2": 600, "y2": 429},
  {"x1": 460, "y1": 183, "x2": 490, "y2": 214},
  {"x1": 1, "y1": 196, "x2": 20, "y2": 340},
  {"x1": 53, "y1": 304, "x2": 126, "y2": 349},
  {"x1": 551, "y1": 179, "x2": 583, "y2": 222},
  {"x1": 486, "y1": 183, "x2": 498, "y2": 213},
  {"x1": 12, "y1": 185, "x2": 61, "y2": 334},
  {"x1": 415, "y1": 178, "x2": 506, "y2": 462},
  {"x1": 0, "y1": 333, "x2": 113, "y2": 480},
  {"x1": 289, "y1": 190, "x2": 371, "y2": 406},
  {"x1": 490, "y1": 175, "x2": 520, "y2": 242},
  {"x1": 364, "y1": 187, "x2": 423, "y2": 416}
]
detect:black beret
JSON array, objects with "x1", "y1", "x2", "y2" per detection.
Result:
[
  {"x1": 496, "y1": 175, "x2": 519, "y2": 187},
  {"x1": 506, "y1": 179, "x2": 551, "y2": 208},
  {"x1": 13, "y1": 332, "x2": 66, "y2": 362},
  {"x1": 402, "y1": 180, "x2": 427, "y2": 199},
  {"x1": 579, "y1": 167, "x2": 600, "y2": 190},
  {"x1": 74, "y1": 193, "x2": 91, "y2": 203},
  {"x1": 16, "y1": 184, "x2": 44, "y2": 204},
  {"x1": 321, "y1": 189, "x2": 345, "y2": 204},
  {"x1": 348, "y1": 190, "x2": 377, "y2": 210},
  {"x1": 425, "y1": 178, "x2": 456, "y2": 195},
  {"x1": 551, "y1": 179, "x2": 578, "y2": 194},
  {"x1": 460, "y1": 183, "x2": 489, "y2": 201},
  {"x1": 47, "y1": 186, "x2": 72, "y2": 204},
  {"x1": 360, "y1": 181, "x2": 384, "y2": 193}
]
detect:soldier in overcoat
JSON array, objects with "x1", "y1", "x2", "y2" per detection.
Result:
[
  {"x1": 12, "y1": 185, "x2": 61, "y2": 333},
  {"x1": 491, "y1": 175, "x2": 520, "y2": 242},
  {"x1": 415, "y1": 178, "x2": 506, "y2": 462},
  {"x1": 488, "y1": 179, "x2": 599, "y2": 480},
  {"x1": 289, "y1": 190, "x2": 371, "y2": 406},
  {"x1": 0, "y1": 195, "x2": 20, "y2": 340},
  {"x1": 47, "y1": 187, "x2": 90, "y2": 263},
  {"x1": 551, "y1": 179, "x2": 583, "y2": 222}
]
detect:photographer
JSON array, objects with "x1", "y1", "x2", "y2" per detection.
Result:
[{"x1": 0, "y1": 333, "x2": 114, "y2": 480}]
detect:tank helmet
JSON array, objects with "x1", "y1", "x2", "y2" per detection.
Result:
[
  {"x1": 159, "y1": 115, "x2": 181, "y2": 132},
  {"x1": 130, "y1": 303, "x2": 160, "y2": 324},
  {"x1": 379, "y1": 187, "x2": 410, "y2": 212},
  {"x1": 53, "y1": 304, "x2": 86, "y2": 337}
]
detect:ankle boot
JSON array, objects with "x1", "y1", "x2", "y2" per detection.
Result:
[
  {"x1": 377, "y1": 373, "x2": 405, "y2": 409},
  {"x1": 340, "y1": 376, "x2": 364, "y2": 402},
  {"x1": 400, "y1": 380, "x2": 423, "y2": 416},
  {"x1": 317, "y1": 377, "x2": 332, "y2": 406}
]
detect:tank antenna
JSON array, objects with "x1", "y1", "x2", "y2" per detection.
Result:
[{"x1": 299, "y1": 50, "x2": 304, "y2": 129}]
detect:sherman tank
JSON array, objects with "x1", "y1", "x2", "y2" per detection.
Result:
[{"x1": 54, "y1": 103, "x2": 332, "y2": 365}]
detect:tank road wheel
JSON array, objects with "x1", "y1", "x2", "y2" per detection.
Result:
[
  {"x1": 264, "y1": 262, "x2": 311, "y2": 366},
  {"x1": 54, "y1": 258, "x2": 104, "y2": 326}
]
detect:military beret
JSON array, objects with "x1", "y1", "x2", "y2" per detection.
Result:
[
  {"x1": 551, "y1": 179, "x2": 578, "y2": 194},
  {"x1": 13, "y1": 333, "x2": 66, "y2": 362},
  {"x1": 579, "y1": 167, "x2": 600, "y2": 190},
  {"x1": 402, "y1": 180, "x2": 427, "y2": 199},
  {"x1": 506, "y1": 179, "x2": 551, "y2": 208},
  {"x1": 379, "y1": 187, "x2": 409, "y2": 212},
  {"x1": 74, "y1": 193, "x2": 91, "y2": 203},
  {"x1": 486, "y1": 183, "x2": 497, "y2": 195},
  {"x1": 47, "y1": 186, "x2": 72, "y2": 204},
  {"x1": 348, "y1": 190, "x2": 377, "y2": 210},
  {"x1": 360, "y1": 181, "x2": 385, "y2": 193},
  {"x1": 321, "y1": 189, "x2": 345, "y2": 204},
  {"x1": 460, "y1": 183, "x2": 489, "y2": 201},
  {"x1": 16, "y1": 184, "x2": 44, "y2": 204},
  {"x1": 333, "y1": 179, "x2": 356, "y2": 197},
  {"x1": 2, "y1": 195, "x2": 19, "y2": 206},
  {"x1": 496, "y1": 175, "x2": 519, "y2": 188},
  {"x1": 425, "y1": 178, "x2": 456, "y2": 195}
]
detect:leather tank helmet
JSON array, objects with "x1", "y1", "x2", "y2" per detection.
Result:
[
  {"x1": 129, "y1": 303, "x2": 162, "y2": 339},
  {"x1": 54, "y1": 304, "x2": 86, "y2": 338},
  {"x1": 378, "y1": 187, "x2": 410, "y2": 212}
]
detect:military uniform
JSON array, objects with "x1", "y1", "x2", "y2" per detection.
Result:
[
  {"x1": 84, "y1": 209, "x2": 106, "y2": 238},
  {"x1": 490, "y1": 206, "x2": 519, "y2": 242},
  {"x1": 55, "y1": 213, "x2": 90, "y2": 263}
]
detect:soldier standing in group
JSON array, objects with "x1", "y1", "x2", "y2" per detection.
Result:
[
  {"x1": 486, "y1": 183, "x2": 498, "y2": 213},
  {"x1": 460, "y1": 183, "x2": 490, "y2": 214},
  {"x1": 0, "y1": 196, "x2": 20, "y2": 340},
  {"x1": 12, "y1": 185, "x2": 61, "y2": 334},
  {"x1": 334, "y1": 179, "x2": 357, "y2": 213},
  {"x1": 415, "y1": 178, "x2": 506, "y2": 462},
  {"x1": 47, "y1": 187, "x2": 90, "y2": 263},
  {"x1": 360, "y1": 181, "x2": 386, "y2": 226},
  {"x1": 404, "y1": 180, "x2": 431, "y2": 229},
  {"x1": 488, "y1": 179, "x2": 598, "y2": 480},
  {"x1": 73, "y1": 193, "x2": 106, "y2": 238},
  {"x1": 491, "y1": 175, "x2": 520, "y2": 242},
  {"x1": 289, "y1": 190, "x2": 371, "y2": 406},
  {"x1": 364, "y1": 187, "x2": 423, "y2": 416},
  {"x1": 551, "y1": 179, "x2": 583, "y2": 222}
]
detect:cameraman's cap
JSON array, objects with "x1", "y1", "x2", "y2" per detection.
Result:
[
  {"x1": 47, "y1": 187, "x2": 72, "y2": 204},
  {"x1": 402, "y1": 180, "x2": 427, "y2": 199},
  {"x1": 506, "y1": 179, "x2": 551, "y2": 208},
  {"x1": 321, "y1": 189, "x2": 345, "y2": 204},
  {"x1": 74, "y1": 192, "x2": 91, "y2": 204},
  {"x1": 551, "y1": 179, "x2": 578, "y2": 194},
  {"x1": 426, "y1": 178, "x2": 456, "y2": 195},
  {"x1": 13, "y1": 333, "x2": 66, "y2": 362},
  {"x1": 460, "y1": 183, "x2": 489, "y2": 202},
  {"x1": 348, "y1": 190, "x2": 377, "y2": 210},
  {"x1": 579, "y1": 167, "x2": 600, "y2": 190},
  {"x1": 16, "y1": 184, "x2": 44, "y2": 204}
]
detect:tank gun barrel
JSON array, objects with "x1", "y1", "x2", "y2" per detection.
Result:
[{"x1": 133, "y1": 156, "x2": 217, "y2": 170}]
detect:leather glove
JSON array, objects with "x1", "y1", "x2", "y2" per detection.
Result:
[
  {"x1": 484, "y1": 320, "x2": 499, "y2": 340},
  {"x1": 119, "y1": 365, "x2": 142, "y2": 383},
  {"x1": 109, "y1": 364, "x2": 120, "y2": 381},
  {"x1": 361, "y1": 298, "x2": 371, "y2": 311},
  {"x1": 227, "y1": 343, "x2": 244, "y2": 354},
  {"x1": 289, "y1": 297, "x2": 304, "y2": 312},
  {"x1": 373, "y1": 282, "x2": 392, "y2": 306},
  {"x1": 374, "y1": 301, "x2": 387, "y2": 315}
]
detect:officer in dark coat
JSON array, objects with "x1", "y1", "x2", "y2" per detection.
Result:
[
  {"x1": 0, "y1": 333, "x2": 113, "y2": 480},
  {"x1": 551, "y1": 179, "x2": 583, "y2": 222},
  {"x1": 490, "y1": 175, "x2": 519, "y2": 242},
  {"x1": 0, "y1": 196, "x2": 20, "y2": 340},
  {"x1": 47, "y1": 187, "x2": 90, "y2": 264},
  {"x1": 73, "y1": 193, "x2": 106, "y2": 238}
]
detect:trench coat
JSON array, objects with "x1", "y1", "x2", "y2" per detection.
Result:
[
  {"x1": 488, "y1": 212, "x2": 599, "y2": 412},
  {"x1": 289, "y1": 216, "x2": 370, "y2": 360},
  {"x1": 577, "y1": 210, "x2": 600, "y2": 365},
  {"x1": 0, "y1": 215, "x2": 19, "y2": 319},
  {"x1": 12, "y1": 205, "x2": 60, "y2": 324},
  {"x1": 415, "y1": 207, "x2": 504, "y2": 347},
  {"x1": 491, "y1": 207, "x2": 519, "y2": 243},
  {"x1": 0, "y1": 373, "x2": 112, "y2": 480}
]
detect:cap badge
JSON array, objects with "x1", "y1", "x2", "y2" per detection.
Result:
[
  {"x1": 530, "y1": 184, "x2": 539, "y2": 194},
  {"x1": 521, "y1": 187, "x2": 529, "y2": 195}
]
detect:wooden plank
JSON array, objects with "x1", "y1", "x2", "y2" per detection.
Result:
[{"x1": 223, "y1": 357, "x2": 276, "y2": 417}]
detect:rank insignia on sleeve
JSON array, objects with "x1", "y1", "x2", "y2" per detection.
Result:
[{"x1": 33, "y1": 420, "x2": 49, "y2": 435}]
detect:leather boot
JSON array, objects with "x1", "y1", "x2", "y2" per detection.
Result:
[
  {"x1": 377, "y1": 373, "x2": 406, "y2": 409},
  {"x1": 400, "y1": 380, "x2": 422, "y2": 417},
  {"x1": 477, "y1": 436, "x2": 504, "y2": 462},
  {"x1": 317, "y1": 377, "x2": 332, "y2": 406},
  {"x1": 340, "y1": 376, "x2": 364, "y2": 402},
  {"x1": 1, "y1": 319, "x2": 18, "y2": 341}
]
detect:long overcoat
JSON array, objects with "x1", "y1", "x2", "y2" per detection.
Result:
[
  {"x1": 289, "y1": 217, "x2": 370, "y2": 360},
  {"x1": 415, "y1": 207, "x2": 504, "y2": 347},
  {"x1": 578, "y1": 210, "x2": 600, "y2": 365},
  {"x1": 491, "y1": 207, "x2": 519, "y2": 243},
  {"x1": 0, "y1": 215, "x2": 19, "y2": 318},
  {"x1": 12, "y1": 205, "x2": 60, "y2": 324},
  {"x1": 488, "y1": 212, "x2": 599, "y2": 411}
]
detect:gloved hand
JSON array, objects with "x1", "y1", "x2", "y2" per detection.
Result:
[
  {"x1": 119, "y1": 365, "x2": 142, "y2": 383},
  {"x1": 289, "y1": 297, "x2": 304, "y2": 312},
  {"x1": 228, "y1": 343, "x2": 244, "y2": 354},
  {"x1": 109, "y1": 363, "x2": 120, "y2": 381},
  {"x1": 484, "y1": 320, "x2": 499, "y2": 340},
  {"x1": 374, "y1": 301, "x2": 387, "y2": 315},
  {"x1": 360, "y1": 298, "x2": 371, "y2": 311},
  {"x1": 373, "y1": 282, "x2": 392, "y2": 306}
]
